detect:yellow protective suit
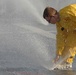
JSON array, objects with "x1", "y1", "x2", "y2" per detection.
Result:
[{"x1": 56, "y1": 4, "x2": 76, "y2": 64}]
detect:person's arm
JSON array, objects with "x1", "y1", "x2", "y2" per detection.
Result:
[{"x1": 54, "y1": 23, "x2": 67, "y2": 63}]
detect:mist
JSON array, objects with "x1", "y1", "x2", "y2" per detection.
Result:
[{"x1": 0, "y1": 0, "x2": 76, "y2": 70}]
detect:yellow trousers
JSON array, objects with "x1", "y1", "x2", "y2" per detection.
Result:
[{"x1": 61, "y1": 31, "x2": 76, "y2": 64}]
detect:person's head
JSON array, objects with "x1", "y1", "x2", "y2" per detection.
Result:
[{"x1": 43, "y1": 7, "x2": 60, "y2": 24}]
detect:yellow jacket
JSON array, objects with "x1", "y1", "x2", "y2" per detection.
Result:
[{"x1": 56, "y1": 4, "x2": 76, "y2": 58}]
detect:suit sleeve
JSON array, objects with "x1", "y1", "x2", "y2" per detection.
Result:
[{"x1": 56, "y1": 24, "x2": 67, "y2": 56}]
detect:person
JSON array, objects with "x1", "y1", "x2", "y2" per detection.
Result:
[{"x1": 43, "y1": 4, "x2": 76, "y2": 69}]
